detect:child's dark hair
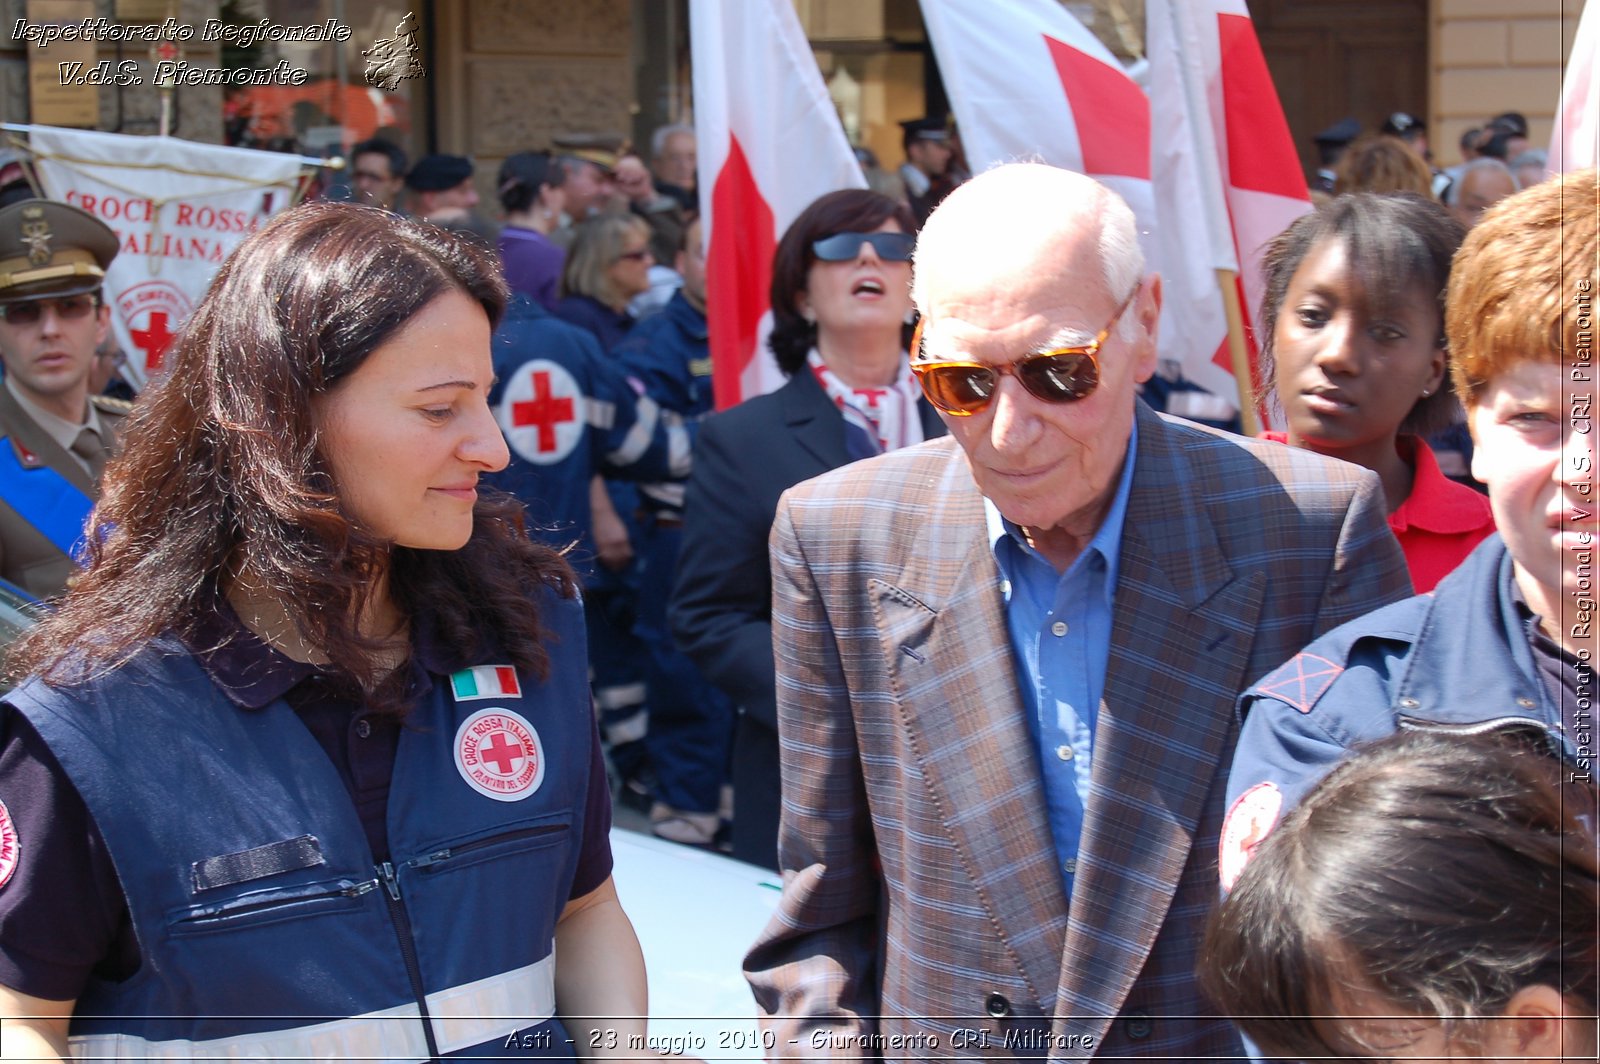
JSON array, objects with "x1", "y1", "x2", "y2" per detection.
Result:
[{"x1": 1200, "y1": 728, "x2": 1598, "y2": 1059}]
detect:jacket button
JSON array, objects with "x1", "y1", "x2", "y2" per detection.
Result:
[
  {"x1": 1398, "y1": 697, "x2": 1420, "y2": 710},
  {"x1": 985, "y1": 992, "x2": 1011, "y2": 1018},
  {"x1": 1517, "y1": 696, "x2": 1536, "y2": 709},
  {"x1": 1124, "y1": 1009, "x2": 1153, "y2": 1040}
]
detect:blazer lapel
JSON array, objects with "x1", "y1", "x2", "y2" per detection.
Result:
[
  {"x1": 1052, "y1": 405, "x2": 1264, "y2": 1047},
  {"x1": 779, "y1": 369, "x2": 852, "y2": 470},
  {"x1": 871, "y1": 447, "x2": 1069, "y2": 1010}
]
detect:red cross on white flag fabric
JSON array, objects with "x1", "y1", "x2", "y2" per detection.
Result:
[
  {"x1": 1551, "y1": 0, "x2": 1599, "y2": 174},
  {"x1": 922, "y1": 0, "x2": 1309, "y2": 424},
  {"x1": 1146, "y1": 0, "x2": 1311, "y2": 423},
  {"x1": 690, "y1": 0, "x2": 866, "y2": 410}
]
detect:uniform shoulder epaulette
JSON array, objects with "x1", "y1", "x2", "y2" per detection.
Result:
[
  {"x1": 1248, "y1": 650, "x2": 1346, "y2": 715},
  {"x1": 90, "y1": 395, "x2": 134, "y2": 415}
]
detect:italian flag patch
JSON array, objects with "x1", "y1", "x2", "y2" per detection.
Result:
[{"x1": 450, "y1": 665, "x2": 522, "y2": 702}]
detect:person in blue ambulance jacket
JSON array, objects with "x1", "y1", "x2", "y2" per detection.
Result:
[
  {"x1": 485, "y1": 293, "x2": 688, "y2": 571},
  {"x1": 0, "y1": 203, "x2": 647, "y2": 1060},
  {"x1": 1222, "y1": 169, "x2": 1598, "y2": 897},
  {"x1": 485, "y1": 293, "x2": 689, "y2": 811}
]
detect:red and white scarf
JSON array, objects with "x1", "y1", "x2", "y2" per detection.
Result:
[{"x1": 808, "y1": 349, "x2": 925, "y2": 455}]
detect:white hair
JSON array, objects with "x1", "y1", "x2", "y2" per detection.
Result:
[
  {"x1": 650, "y1": 124, "x2": 694, "y2": 160},
  {"x1": 1097, "y1": 190, "x2": 1144, "y2": 342},
  {"x1": 1509, "y1": 148, "x2": 1549, "y2": 189}
]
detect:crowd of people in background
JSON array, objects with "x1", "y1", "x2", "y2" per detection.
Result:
[
  {"x1": 10, "y1": 105, "x2": 1587, "y2": 866},
  {"x1": 352, "y1": 105, "x2": 1561, "y2": 864},
  {"x1": 0, "y1": 92, "x2": 1592, "y2": 1060}
]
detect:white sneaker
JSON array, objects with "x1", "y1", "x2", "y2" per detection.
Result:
[{"x1": 649, "y1": 803, "x2": 721, "y2": 847}]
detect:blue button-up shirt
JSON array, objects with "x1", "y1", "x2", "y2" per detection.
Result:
[{"x1": 988, "y1": 418, "x2": 1138, "y2": 901}]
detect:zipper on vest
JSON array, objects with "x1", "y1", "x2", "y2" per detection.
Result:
[
  {"x1": 407, "y1": 823, "x2": 568, "y2": 871},
  {"x1": 378, "y1": 860, "x2": 442, "y2": 1063},
  {"x1": 173, "y1": 879, "x2": 377, "y2": 925}
]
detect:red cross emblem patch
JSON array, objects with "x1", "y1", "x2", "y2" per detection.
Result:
[
  {"x1": 0, "y1": 798, "x2": 18, "y2": 890},
  {"x1": 499, "y1": 359, "x2": 584, "y2": 466},
  {"x1": 453, "y1": 708, "x2": 546, "y2": 802},
  {"x1": 1218, "y1": 782, "x2": 1282, "y2": 892}
]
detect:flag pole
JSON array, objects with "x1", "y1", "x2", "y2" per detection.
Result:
[{"x1": 1217, "y1": 267, "x2": 1260, "y2": 435}]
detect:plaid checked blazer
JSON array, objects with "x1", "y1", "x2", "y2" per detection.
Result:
[{"x1": 746, "y1": 403, "x2": 1413, "y2": 1060}]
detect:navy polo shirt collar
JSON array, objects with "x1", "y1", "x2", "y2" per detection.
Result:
[{"x1": 183, "y1": 595, "x2": 452, "y2": 712}]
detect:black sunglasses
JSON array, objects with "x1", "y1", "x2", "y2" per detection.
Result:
[
  {"x1": 812, "y1": 231, "x2": 916, "y2": 263},
  {"x1": 910, "y1": 285, "x2": 1140, "y2": 415}
]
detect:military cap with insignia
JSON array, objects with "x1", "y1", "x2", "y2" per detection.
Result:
[
  {"x1": 551, "y1": 132, "x2": 625, "y2": 174},
  {"x1": 0, "y1": 198, "x2": 118, "y2": 304},
  {"x1": 405, "y1": 153, "x2": 475, "y2": 192}
]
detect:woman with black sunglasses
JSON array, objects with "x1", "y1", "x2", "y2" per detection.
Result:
[{"x1": 668, "y1": 189, "x2": 946, "y2": 869}]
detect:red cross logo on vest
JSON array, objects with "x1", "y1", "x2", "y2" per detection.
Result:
[
  {"x1": 499, "y1": 359, "x2": 584, "y2": 465},
  {"x1": 478, "y1": 730, "x2": 525, "y2": 774},
  {"x1": 454, "y1": 708, "x2": 545, "y2": 802}
]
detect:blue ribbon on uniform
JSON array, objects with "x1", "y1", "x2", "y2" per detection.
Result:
[{"x1": 0, "y1": 437, "x2": 94, "y2": 560}]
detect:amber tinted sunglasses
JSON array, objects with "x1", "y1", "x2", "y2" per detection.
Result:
[{"x1": 910, "y1": 285, "x2": 1140, "y2": 416}]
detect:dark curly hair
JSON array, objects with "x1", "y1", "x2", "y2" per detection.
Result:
[
  {"x1": 768, "y1": 188, "x2": 916, "y2": 376},
  {"x1": 9, "y1": 202, "x2": 575, "y2": 712},
  {"x1": 1256, "y1": 192, "x2": 1466, "y2": 438}
]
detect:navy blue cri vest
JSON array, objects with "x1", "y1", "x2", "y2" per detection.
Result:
[{"x1": 8, "y1": 590, "x2": 593, "y2": 1061}]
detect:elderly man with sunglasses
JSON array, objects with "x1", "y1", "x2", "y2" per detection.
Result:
[
  {"x1": 745, "y1": 164, "x2": 1412, "y2": 1059},
  {"x1": 0, "y1": 199, "x2": 126, "y2": 600}
]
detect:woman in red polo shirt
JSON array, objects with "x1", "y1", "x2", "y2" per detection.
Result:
[{"x1": 1257, "y1": 192, "x2": 1493, "y2": 592}]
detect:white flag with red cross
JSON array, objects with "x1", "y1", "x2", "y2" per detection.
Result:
[
  {"x1": 29, "y1": 125, "x2": 302, "y2": 387},
  {"x1": 1551, "y1": 0, "x2": 1600, "y2": 174},
  {"x1": 690, "y1": 0, "x2": 866, "y2": 410},
  {"x1": 1147, "y1": 0, "x2": 1311, "y2": 420}
]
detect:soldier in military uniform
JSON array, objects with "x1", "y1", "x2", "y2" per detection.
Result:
[{"x1": 0, "y1": 199, "x2": 127, "y2": 599}]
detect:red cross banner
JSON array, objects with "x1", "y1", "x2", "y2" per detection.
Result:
[
  {"x1": 28, "y1": 125, "x2": 303, "y2": 387},
  {"x1": 690, "y1": 0, "x2": 866, "y2": 410}
]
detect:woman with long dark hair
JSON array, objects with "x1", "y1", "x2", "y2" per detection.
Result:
[
  {"x1": 669, "y1": 188, "x2": 944, "y2": 867},
  {"x1": 0, "y1": 202, "x2": 645, "y2": 1060}
]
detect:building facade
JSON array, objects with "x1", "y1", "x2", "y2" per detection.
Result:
[{"x1": 0, "y1": 0, "x2": 1586, "y2": 208}]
